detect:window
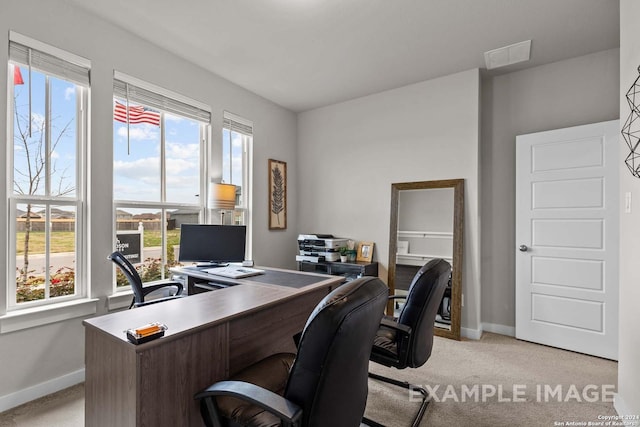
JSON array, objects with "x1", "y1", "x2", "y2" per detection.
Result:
[
  {"x1": 6, "y1": 33, "x2": 89, "y2": 309},
  {"x1": 113, "y1": 73, "x2": 211, "y2": 288},
  {"x1": 221, "y1": 111, "x2": 253, "y2": 253}
]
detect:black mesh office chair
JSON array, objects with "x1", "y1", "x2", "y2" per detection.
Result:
[
  {"x1": 195, "y1": 276, "x2": 388, "y2": 427},
  {"x1": 367, "y1": 258, "x2": 451, "y2": 427},
  {"x1": 108, "y1": 251, "x2": 184, "y2": 309}
]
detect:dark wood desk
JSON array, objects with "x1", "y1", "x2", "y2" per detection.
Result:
[
  {"x1": 172, "y1": 265, "x2": 335, "y2": 295},
  {"x1": 84, "y1": 267, "x2": 343, "y2": 427},
  {"x1": 297, "y1": 260, "x2": 378, "y2": 281}
]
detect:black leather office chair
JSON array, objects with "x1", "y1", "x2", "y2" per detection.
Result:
[
  {"x1": 108, "y1": 251, "x2": 184, "y2": 309},
  {"x1": 367, "y1": 258, "x2": 451, "y2": 427},
  {"x1": 195, "y1": 276, "x2": 388, "y2": 427}
]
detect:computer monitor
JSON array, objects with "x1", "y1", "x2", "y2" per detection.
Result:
[{"x1": 178, "y1": 224, "x2": 246, "y2": 266}]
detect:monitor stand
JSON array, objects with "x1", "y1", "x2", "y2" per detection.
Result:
[{"x1": 195, "y1": 262, "x2": 229, "y2": 268}]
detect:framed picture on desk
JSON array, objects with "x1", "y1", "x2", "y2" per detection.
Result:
[{"x1": 357, "y1": 241, "x2": 374, "y2": 262}]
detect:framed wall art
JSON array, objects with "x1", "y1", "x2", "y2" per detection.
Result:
[{"x1": 268, "y1": 159, "x2": 287, "y2": 230}]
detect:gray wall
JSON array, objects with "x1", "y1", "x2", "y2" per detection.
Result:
[
  {"x1": 617, "y1": 0, "x2": 640, "y2": 415},
  {"x1": 398, "y1": 188, "x2": 454, "y2": 267},
  {"x1": 480, "y1": 48, "x2": 620, "y2": 332},
  {"x1": 297, "y1": 69, "x2": 482, "y2": 336},
  {"x1": 399, "y1": 189, "x2": 454, "y2": 232},
  {"x1": 0, "y1": 0, "x2": 297, "y2": 407}
]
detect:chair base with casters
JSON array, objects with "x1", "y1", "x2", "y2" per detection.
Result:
[
  {"x1": 364, "y1": 258, "x2": 451, "y2": 427},
  {"x1": 195, "y1": 276, "x2": 389, "y2": 427},
  {"x1": 108, "y1": 251, "x2": 184, "y2": 308}
]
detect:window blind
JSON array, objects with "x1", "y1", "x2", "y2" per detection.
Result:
[
  {"x1": 114, "y1": 79, "x2": 211, "y2": 124},
  {"x1": 223, "y1": 111, "x2": 253, "y2": 136},
  {"x1": 9, "y1": 41, "x2": 90, "y2": 87}
]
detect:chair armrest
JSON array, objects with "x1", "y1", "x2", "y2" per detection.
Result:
[
  {"x1": 195, "y1": 380, "x2": 302, "y2": 426},
  {"x1": 134, "y1": 295, "x2": 183, "y2": 308},
  {"x1": 379, "y1": 318, "x2": 413, "y2": 366},
  {"x1": 140, "y1": 280, "x2": 184, "y2": 297},
  {"x1": 380, "y1": 317, "x2": 412, "y2": 337},
  {"x1": 388, "y1": 295, "x2": 407, "y2": 301}
]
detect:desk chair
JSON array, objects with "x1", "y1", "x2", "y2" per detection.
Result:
[
  {"x1": 108, "y1": 251, "x2": 184, "y2": 309},
  {"x1": 367, "y1": 258, "x2": 450, "y2": 427},
  {"x1": 195, "y1": 276, "x2": 388, "y2": 427}
]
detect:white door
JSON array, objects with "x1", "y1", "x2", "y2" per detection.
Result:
[{"x1": 515, "y1": 120, "x2": 619, "y2": 360}]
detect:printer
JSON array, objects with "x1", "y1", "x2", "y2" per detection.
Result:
[{"x1": 296, "y1": 234, "x2": 348, "y2": 262}]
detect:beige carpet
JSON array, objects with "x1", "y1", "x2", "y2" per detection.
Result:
[
  {"x1": 365, "y1": 333, "x2": 618, "y2": 426},
  {"x1": 0, "y1": 384, "x2": 84, "y2": 427},
  {"x1": 0, "y1": 333, "x2": 617, "y2": 426}
]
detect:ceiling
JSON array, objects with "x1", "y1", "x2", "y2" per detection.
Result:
[{"x1": 66, "y1": 0, "x2": 619, "y2": 113}]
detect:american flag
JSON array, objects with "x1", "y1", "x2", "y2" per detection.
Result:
[{"x1": 114, "y1": 101, "x2": 160, "y2": 126}]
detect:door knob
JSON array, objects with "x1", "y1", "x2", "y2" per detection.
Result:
[{"x1": 519, "y1": 245, "x2": 528, "y2": 252}]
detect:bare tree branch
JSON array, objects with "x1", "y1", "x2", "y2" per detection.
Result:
[{"x1": 12, "y1": 90, "x2": 76, "y2": 285}]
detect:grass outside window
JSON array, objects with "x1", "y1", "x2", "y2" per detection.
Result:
[
  {"x1": 16, "y1": 229, "x2": 180, "y2": 254},
  {"x1": 16, "y1": 229, "x2": 182, "y2": 300}
]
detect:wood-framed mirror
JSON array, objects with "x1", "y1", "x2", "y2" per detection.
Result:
[{"x1": 388, "y1": 179, "x2": 464, "y2": 340}]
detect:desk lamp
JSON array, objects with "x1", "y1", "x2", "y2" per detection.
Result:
[{"x1": 211, "y1": 183, "x2": 236, "y2": 224}]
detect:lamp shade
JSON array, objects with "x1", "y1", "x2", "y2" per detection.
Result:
[{"x1": 211, "y1": 183, "x2": 236, "y2": 210}]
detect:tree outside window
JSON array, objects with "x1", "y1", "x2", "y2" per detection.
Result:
[{"x1": 9, "y1": 63, "x2": 86, "y2": 305}]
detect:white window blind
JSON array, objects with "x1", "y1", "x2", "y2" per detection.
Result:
[
  {"x1": 114, "y1": 77, "x2": 211, "y2": 123},
  {"x1": 9, "y1": 40, "x2": 90, "y2": 87},
  {"x1": 224, "y1": 111, "x2": 253, "y2": 136}
]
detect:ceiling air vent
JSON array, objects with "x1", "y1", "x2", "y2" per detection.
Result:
[{"x1": 484, "y1": 40, "x2": 531, "y2": 70}]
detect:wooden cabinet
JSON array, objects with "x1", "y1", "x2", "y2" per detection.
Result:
[{"x1": 297, "y1": 260, "x2": 378, "y2": 281}]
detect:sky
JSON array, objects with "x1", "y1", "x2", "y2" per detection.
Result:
[
  {"x1": 13, "y1": 68, "x2": 77, "y2": 199},
  {"x1": 12, "y1": 64, "x2": 244, "y2": 212},
  {"x1": 113, "y1": 107, "x2": 201, "y2": 205}
]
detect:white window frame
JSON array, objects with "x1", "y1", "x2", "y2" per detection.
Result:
[
  {"x1": 112, "y1": 72, "x2": 211, "y2": 293},
  {"x1": 4, "y1": 32, "x2": 90, "y2": 313},
  {"x1": 0, "y1": 31, "x2": 98, "y2": 334},
  {"x1": 222, "y1": 111, "x2": 253, "y2": 259}
]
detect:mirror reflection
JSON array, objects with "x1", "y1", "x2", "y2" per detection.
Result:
[{"x1": 388, "y1": 179, "x2": 464, "y2": 340}]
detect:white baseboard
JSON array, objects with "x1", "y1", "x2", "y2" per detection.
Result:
[
  {"x1": 460, "y1": 323, "x2": 515, "y2": 340},
  {"x1": 481, "y1": 322, "x2": 515, "y2": 337},
  {"x1": 614, "y1": 393, "x2": 635, "y2": 417},
  {"x1": 461, "y1": 326, "x2": 482, "y2": 340},
  {"x1": 0, "y1": 369, "x2": 85, "y2": 413}
]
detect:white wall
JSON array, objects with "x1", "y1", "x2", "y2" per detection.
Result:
[
  {"x1": 616, "y1": 0, "x2": 640, "y2": 416},
  {"x1": 480, "y1": 48, "x2": 620, "y2": 332},
  {"x1": 297, "y1": 69, "x2": 482, "y2": 336},
  {"x1": 0, "y1": 0, "x2": 297, "y2": 409}
]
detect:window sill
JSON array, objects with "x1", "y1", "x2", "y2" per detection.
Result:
[
  {"x1": 0, "y1": 298, "x2": 99, "y2": 334},
  {"x1": 107, "y1": 291, "x2": 133, "y2": 311}
]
